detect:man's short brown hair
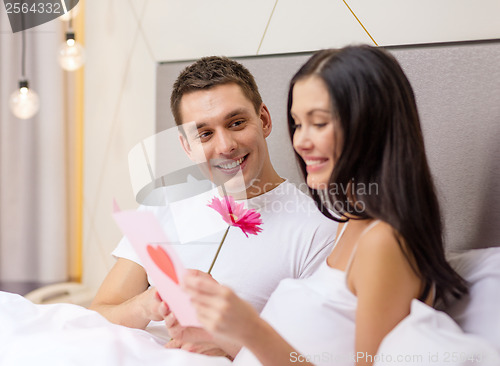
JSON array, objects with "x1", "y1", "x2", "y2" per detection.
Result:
[{"x1": 170, "y1": 56, "x2": 263, "y2": 125}]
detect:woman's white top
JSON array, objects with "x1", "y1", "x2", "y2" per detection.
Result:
[
  {"x1": 234, "y1": 219, "x2": 500, "y2": 366},
  {"x1": 234, "y1": 221, "x2": 361, "y2": 366}
]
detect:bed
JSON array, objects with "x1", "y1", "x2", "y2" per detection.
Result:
[
  {"x1": 2, "y1": 41, "x2": 499, "y2": 365},
  {"x1": 1, "y1": 247, "x2": 499, "y2": 365}
]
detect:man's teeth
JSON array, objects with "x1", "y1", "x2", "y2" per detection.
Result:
[
  {"x1": 218, "y1": 157, "x2": 245, "y2": 169},
  {"x1": 305, "y1": 159, "x2": 325, "y2": 166}
]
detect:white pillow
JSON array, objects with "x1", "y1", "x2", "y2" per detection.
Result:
[
  {"x1": 375, "y1": 300, "x2": 500, "y2": 366},
  {"x1": 445, "y1": 248, "x2": 500, "y2": 353}
]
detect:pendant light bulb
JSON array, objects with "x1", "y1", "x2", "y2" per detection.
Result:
[
  {"x1": 9, "y1": 80, "x2": 40, "y2": 119},
  {"x1": 58, "y1": 32, "x2": 86, "y2": 71}
]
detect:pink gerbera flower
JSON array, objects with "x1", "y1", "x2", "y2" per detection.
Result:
[
  {"x1": 207, "y1": 196, "x2": 263, "y2": 274},
  {"x1": 207, "y1": 196, "x2": 262, "y2": 237}
]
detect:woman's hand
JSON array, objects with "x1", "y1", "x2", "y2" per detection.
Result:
[
  {"x1": 182, "y1": 269, "x2": 261, "y2": 345},
  {"x1": 183, "y1": 270, "x2": 308, "y2": 365}
]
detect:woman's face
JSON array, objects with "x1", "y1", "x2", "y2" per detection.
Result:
[{"x1": 291, "y1": 76, "x2": 337, "y2": 190}]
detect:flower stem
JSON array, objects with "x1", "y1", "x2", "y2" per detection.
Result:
[{"x1": 208, "y1": 226, "x2": 230, "y2": 275}]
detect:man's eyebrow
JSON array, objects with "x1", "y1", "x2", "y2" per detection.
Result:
[
  {"x1": 184, "y1": 108, "x2": 251, "y2": 132},
  {"x1": 183, "y1": 122, "x2": 207, "y2": 133},
  {"x1": 224, "y1": 108, "x2": 250, "y2": 120}
]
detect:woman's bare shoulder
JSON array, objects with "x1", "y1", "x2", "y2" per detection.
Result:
[{"x1": 352, "y1": 221, "x2": 413, "y2": 278}]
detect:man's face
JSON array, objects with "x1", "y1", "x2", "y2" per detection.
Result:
[{"x1": 179, "y1": 83, "x2": 273, "y2": 198}]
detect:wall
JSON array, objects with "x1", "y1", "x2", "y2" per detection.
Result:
[{"x1": 83, "y1": 0, "x2": 500, "y2": 291}]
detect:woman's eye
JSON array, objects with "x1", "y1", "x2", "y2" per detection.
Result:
[
  {"x1": 292, "y1": 123, "x2": 302, "y2": 130},
  {"x1": 314, "y1": 123, "x2": 327, "y2": 128}
]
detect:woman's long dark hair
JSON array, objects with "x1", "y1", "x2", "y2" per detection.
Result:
[{"x1": 287, "y1": 45, "x2": 467, "y2": 304}]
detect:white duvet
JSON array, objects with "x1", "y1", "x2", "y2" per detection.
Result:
[
  {"x1": 374, "y1": 300, "x2": 500, "y2": 366},
  {"x1": 0, "y1": 291, "x2": 232, "y2": 366},
  {"x1": 2, "y1": 290, "x2": 499, "y2": 366}
]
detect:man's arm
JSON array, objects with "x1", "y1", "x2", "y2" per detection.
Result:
[{"x1": 89, "y1": 258, "x2": 168, "y2": 329}]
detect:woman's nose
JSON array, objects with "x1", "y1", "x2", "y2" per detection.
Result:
[{"x1": 293, "y1": 128, "x2": 313, "y2": 152}]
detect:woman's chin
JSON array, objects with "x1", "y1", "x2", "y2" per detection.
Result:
[{"x1": 306, "y1": 178, "x2": 329, "y2": 191}]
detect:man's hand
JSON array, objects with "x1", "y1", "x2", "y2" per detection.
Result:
[
  {"x1": 138, "y1": 287, "x2": 169, "y2": 322},
  {"x1": 164, "y1": 311, "x2": 230, "y2": 357},
  {"x1": 89, "y1": 258, "x2": 167, "y2": 329}
]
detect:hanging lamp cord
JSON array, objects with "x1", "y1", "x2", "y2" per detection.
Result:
[{"x1": 21, "y1": 14, "x2": 26, "y2": 79}]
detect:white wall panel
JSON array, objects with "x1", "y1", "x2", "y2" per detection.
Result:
[
  {"x1": 128, "y1": 0, "x2": 145, "y2": 19},
  {"x1": 348, "y1": 0, "x2": 500, "y2": 46},
  {"x1": 259, "y1": 0, "x2": 374, "y2": 54},
  {"x1": 83, "y1": 1, "x2": 156, "y2": 290},
  {"x1": 84, "y1": 3, "x2": 137, "y2": 201},
  {"x1": 142, "y1": 0, "x2": 277, "y2": 61}
]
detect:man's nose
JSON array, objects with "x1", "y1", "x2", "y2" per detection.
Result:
[{"x1": 215, "y1": 130, "x2": 237, "y2": 155}]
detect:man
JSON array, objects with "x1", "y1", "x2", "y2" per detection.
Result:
[{"x1": 90, "y1": 56, "x2": 337, "y2": 357}]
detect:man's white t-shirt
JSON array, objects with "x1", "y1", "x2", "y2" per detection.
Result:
[{"x1": 113, "y1": 180, "x2": 337, "y2": 314}]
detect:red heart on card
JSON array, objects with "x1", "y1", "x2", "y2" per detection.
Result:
[{"x1": 146, "y1": 244, "x2": 179, "y2": 284}]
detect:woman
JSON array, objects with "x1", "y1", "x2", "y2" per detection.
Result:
[{"x1": 182, "y1": 46, "x2": 468, "y2": 365}]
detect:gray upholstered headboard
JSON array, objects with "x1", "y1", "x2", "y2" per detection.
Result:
[{"x1": 156, "y1": 41, "x2": 500, "y2": 251}]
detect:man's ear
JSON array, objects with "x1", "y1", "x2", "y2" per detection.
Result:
[
  {"x1": 259, "y1": 103, "x2": 273, "y2": 138},
  {"x1": 179, "y1": 133, "x2": 194, "y2": 160}
]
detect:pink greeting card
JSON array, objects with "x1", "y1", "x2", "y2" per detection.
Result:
[{"x1": 112, "y1": 201, "x2": 201, "y2": 327}]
